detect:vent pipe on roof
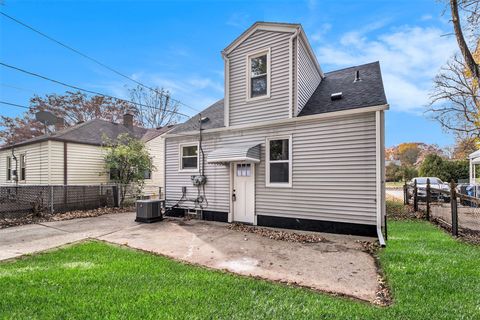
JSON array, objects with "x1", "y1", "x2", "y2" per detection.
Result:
[
  {"x1": 330, "y1": 92, "x2": 343, "y2": 101},
  {"x1": 123, "y1": 112, "x2": 134, "y2": 130},
  {"x1": 55, "y1": 117, "x2": 65, "y2": 131},
  {"x1": 354, "y1": 70, "x2": 361, "y2": 82}
]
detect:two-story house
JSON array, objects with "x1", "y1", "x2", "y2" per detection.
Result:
[{"x1": 164, "y1": 22, "x2": 388, "y2": 243}]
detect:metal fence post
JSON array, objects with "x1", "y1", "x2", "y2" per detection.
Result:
[
  {"x1": 50, "y1": 185, "x2": 54, "y2": 214},
  {"x1": 450, "y1": 180, "x2": 458, "y2": 237},
  {"x1": 426, "y1": 178, "x2": 431, "y2": 220},
  {"x1": 403, "y1": 181, "x2": 408, "y2": 205},
  {"x1": 413, "y1": 180, "x2": 418, "y2": 212}
]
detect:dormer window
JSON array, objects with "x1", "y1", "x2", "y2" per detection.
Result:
[{"x1": 247, "y1": 49, "x2": 270, "y2": 101}]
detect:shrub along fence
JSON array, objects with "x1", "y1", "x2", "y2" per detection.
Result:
[
  {"x1": 404, "y1": 180, "x2": 480, "y2": 240},
  {"x1": 0, "y1": 184, "x2": 117, "y2": 219}
]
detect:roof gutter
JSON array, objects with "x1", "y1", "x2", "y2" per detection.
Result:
[{"x1": 165, "y1": 103, "x2": 389, "y2": 138}]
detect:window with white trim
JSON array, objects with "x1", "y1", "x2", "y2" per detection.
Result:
[
  {"x1": 19, "y1": 154, "x2": 26, "y2": 181},
  {"x1": 180, "y1": 144, "x2": 199, "y2": 171},
  {"x1": 6, "y1": 156, "x2": 11, "y2": 181},
  {"x1": 266, "y1": 136, "x2": 292, "y2": 187},
  {"x1": 247, "y1": 49, "x2": 270, "y2": 100}
]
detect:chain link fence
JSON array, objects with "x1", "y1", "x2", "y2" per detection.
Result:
[
  {"x1": 0, "y1": 184, "x2": 117, "y2": 219},
  {"x1": 404, "y1": 180, "x2": 480, "y2": 242}
]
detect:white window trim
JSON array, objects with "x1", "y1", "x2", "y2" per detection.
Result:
[
  {"x1": 178, "y1": 142, "x2": 200, "y2": 173},
  {"x1": 265, "y1": 135, "x2": 292, "y2": 188},
  {"x1": 245, "y1": 48, "x2": 271, "y2": 102},
  {"x1": 6, "y1": 156, "x2": 12, "y2": 181},
  {"x1": 19, "y1": 154, "x2": 26, "y2": 181}
]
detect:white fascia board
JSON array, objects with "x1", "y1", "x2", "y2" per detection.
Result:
[{"x1": 165, "y1": 104, "x2": 390, "y2": 138}]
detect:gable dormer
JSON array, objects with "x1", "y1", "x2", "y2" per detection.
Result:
[{"x1": 222, "y1": 22, "x2": 323, "y2": 127}]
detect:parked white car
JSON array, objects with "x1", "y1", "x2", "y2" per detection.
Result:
[{"x1": 408, "y1": 177, "x2": 450, "y2": 202}]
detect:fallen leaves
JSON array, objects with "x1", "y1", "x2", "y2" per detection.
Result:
[
  {"x1": 227, "y1": 223, "x2": 326, "y2": 243},
  {"x1": 0, "y1": 206, "x2": 134, "y2": 229}
]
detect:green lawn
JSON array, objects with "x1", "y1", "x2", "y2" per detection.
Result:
[
  {"x1": 386, "y1": 181, "x2": 405, "y2": 188},
  {"x1": 1, "y1": 222, "x2": 479, "y2": 319}
]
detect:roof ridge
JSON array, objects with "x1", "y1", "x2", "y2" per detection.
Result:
[{"x1": 324, "y1": 61, "x2": 380, "y2": 75}]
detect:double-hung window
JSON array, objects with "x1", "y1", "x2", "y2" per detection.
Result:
[
  {"x1": 6, "y1": 156, "x2": 11, "y2": 181},
  {"x1": 247, "y1": 49, "x2": 270, "y2": 100},
  {"x1": 180, "y1": 143, "x2": 199, "y2": 171},
  {"x1": 19, "y1": 154, "x2": 26, "y2": 181},
  {"x1": 266, "y1": 136, "x2": 292, "y2": 187}
]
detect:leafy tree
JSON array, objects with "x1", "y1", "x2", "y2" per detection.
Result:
[
  {"x1": 397, "y1": 143, "x2": 421, "y2": 166},
  {"x1": 386, "y1": 163, "x2": 403, "y2": 182},
  {"x1": 103, "y1": 133, "x2": 155, "y2": 207},
  {"x1": 418, "y1": 153, "x2": 469, "y2": 182},
  {"x1": 452, "y1": 136, "x2": 478, "y2": 159},
  {"x1": 401, "y1": 165, "x2": 418, "y2": 181}
]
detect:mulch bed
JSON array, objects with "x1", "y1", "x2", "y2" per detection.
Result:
[
  {"x1": 0, "y1": 207, "x2": 134, "y2": 229},
  {"x1": 226, "y1": 223, "x2": 326, "y2": 243}
]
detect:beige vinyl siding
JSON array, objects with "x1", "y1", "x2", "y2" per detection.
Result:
[
  {"x1": 49, "y1": 141, "x2": 65, "y2": 184},
  {"x1": 228, "y1": 30, "x2": 292, "y2": 126},
  {"x1": 165, "y1": 112, "x2": 378, "y2": 226},
  {"x1": 0, "y1": 141, "x2": 50, "y2": 184},
  {"x1": 66, "y1": 143, "x2": 108, "y2": 185},
  {"x1": 143, "y1": 135, "x2": 165, "y2": 198},
  {"x1": 296, "y1": 36, "x2": 322, "y2": 115}
]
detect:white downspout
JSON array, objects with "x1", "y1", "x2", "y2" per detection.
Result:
[
  {"x1": 376, "y1": 110, "x2": 386, "y2": 247},
  {"x1": 222, "y1": 51, "x2": 230, "y2": 127},
  {"x1": 288, "y1": 27, "x2": 300, "y2": 118}
]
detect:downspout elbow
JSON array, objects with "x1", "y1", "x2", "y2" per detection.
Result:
[{"x1": 377, "y1": 226, "x2": 386, "y2": 247}]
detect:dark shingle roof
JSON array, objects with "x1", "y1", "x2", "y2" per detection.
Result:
[
  {"x1": 169, "y1": 99, "x2": 224, "y2": 134},
  {"x1": 168, "y1": 62, "x2": 386, "y2": 134},
  {"x1": 1, "y1": 119, "x2": 173, "y2": 150},
  {"x1": 299, "y1": 61, "x2": 387, "y2": 116}
]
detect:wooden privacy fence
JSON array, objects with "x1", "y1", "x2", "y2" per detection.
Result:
[{"x1": 404, "y1": 180, "x2": 480, "y2": 240}]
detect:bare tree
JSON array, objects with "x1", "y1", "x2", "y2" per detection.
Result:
[
  {"x1": 427, "y1": 54, "x2": 479, "y2": 137},
  {"x1": 128, "y1": 85, "x2": 180, "y2": 128},
  {"x1": 0, "y1": 91, "x2": 134, "y2": 145},
  {"x1": 450, "y1": 0, "x2": 480, "y2": 82}
]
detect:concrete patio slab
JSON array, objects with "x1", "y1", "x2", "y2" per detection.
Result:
[
  {"x1": 0, "y1": 212, "x2": 380, "y2": 301},
  {"x1": 99, "y1": 218, "x2": 379, "y2": 301}
]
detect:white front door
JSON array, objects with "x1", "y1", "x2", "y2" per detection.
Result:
[{"x1": 233, "y1": 163, "x2": 255, "y2": 224}]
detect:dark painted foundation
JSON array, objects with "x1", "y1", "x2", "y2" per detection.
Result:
[
  {"x1": 165, "y1": 207, "x2": 228, "y2": 223},
  {"x1": 201, "y1": 210, "x2": 228, "y2": 222},
  {"x1": 257, "y1": 215, "x2": 377, "y2": 237}
]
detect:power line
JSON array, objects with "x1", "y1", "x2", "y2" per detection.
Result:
[
  {"x1": 0, "y1": 62, "x2": 191, "y2": 118},
  {"x1": 0, "y1": 11, "x2": 200, "y2": 113},
  {"x1": 0, "y1": 100, "x2": 30, "y2": 109}
]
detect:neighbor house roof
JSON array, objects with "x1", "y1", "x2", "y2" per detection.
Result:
[
  {"x1": 1, "y1": 118, "x2": 174, "y2": 150},
  {"x1": 170, "y1": 61, "x2": 387, "y2": 134}
]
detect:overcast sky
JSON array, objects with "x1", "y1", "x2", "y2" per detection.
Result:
[{"x1": 0, "y1": 0, "x2": 460, "y2": 147}]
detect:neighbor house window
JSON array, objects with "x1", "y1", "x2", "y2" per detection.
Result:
[
  {"x1": 180, "y1": 143, "x2": 199, "y2": 171},
  {"x1": 19, "y1": 154, "x2": 26, "y2": 181},
  {"x1": 143, "y1": 169, "x2": 152, "y2": 179},
  {"x1": 247, "y1": 49, "x2": 270, "y2": 100},
  {"x1": 6, "y1": 156, "x2": 11, "y2": 181},
  {"x1": 266, "y1": 136, "x2": 292, "y2": 187},
  {"x1": 109, "y1": 168, "x2": 120, "y2": 181}
]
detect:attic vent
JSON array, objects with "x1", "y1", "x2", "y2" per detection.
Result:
[
  {"x1": 330, "y1": 92, "x2": 343, "y2": 101},
  {"x1": 354, "y1": 70, "x2": 361, "y2": 82}
]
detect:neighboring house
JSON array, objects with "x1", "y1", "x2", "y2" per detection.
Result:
[
  {"x1": 0, "y1": 113, "x2": 172, "y2": 197},
  {"x1": 164, "y1": 22, "x2": 388, "y2": 243}
]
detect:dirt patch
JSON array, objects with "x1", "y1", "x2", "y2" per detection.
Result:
[
  {"x1": 0, "y1": 207, "x2": 134, "y2": 229},
  {"x1": 227, "y1": 223, "x2": 326, "y2": 243}
]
